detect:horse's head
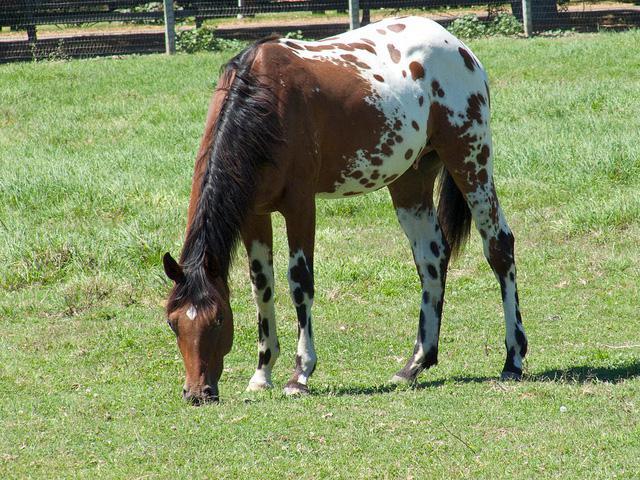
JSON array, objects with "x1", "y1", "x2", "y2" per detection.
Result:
[{"x1": 163, "y1": 252, "x2": 233, "y2": 405}]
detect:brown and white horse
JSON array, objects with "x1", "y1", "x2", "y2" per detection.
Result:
[{"x1": 163, "y1": 16, "x2": 528, "y2": 404}]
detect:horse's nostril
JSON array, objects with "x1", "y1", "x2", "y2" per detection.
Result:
[
  {"x1": 182, "y1": 386, "x2": 219, "y2": 405},
  {"x1": 202, "y1": 386, "x2": 220, "y2": 403}
]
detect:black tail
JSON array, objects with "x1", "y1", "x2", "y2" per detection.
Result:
[{"x1": 437, "y1": 167, "x2": 472, "y2": 258}]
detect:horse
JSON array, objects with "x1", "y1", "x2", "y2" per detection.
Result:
[{"x1": 163, "y1": 16, "x2": 528, "y2": 404}]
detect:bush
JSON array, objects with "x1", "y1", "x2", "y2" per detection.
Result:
[
  {"x1": 176, "y1": 28, "x2": 245, "y2": 53},
  {"x1": 492, "y1": 12, "x2": 525, "y2": 36},
  {"x1": 284, "y1": 30, "x2": 308, "y2": 41},
  {"x1": 448, "y1": 13, "x2": 523, "y2": 39}
]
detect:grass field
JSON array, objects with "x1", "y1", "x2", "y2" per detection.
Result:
[{"x1": 1, "y1": 31, "x2": 639, "y2": 478}]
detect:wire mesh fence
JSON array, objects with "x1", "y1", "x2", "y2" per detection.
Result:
[{"x1": 2, "y1": 1, "x2": 640, "y2": 62}]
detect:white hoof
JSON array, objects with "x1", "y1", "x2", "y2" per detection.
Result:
[{"x1": 246, "y1": 381, "x2": 273, "y2": 392}]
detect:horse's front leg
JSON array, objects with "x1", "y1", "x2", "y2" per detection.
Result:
[
  {"x1": 282, "y1": 198, "x2": 317, "y2": 395},
  {"x1": 242, "y1": 214, "x2": 280, "y2": 391}
]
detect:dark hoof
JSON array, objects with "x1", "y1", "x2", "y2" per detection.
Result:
[
  {"x1": 500, "y1": 370, "x2": 522, "y2": 381},
  {"x1": 283, "y1": 381, "x2": 309, "y2": 396}
]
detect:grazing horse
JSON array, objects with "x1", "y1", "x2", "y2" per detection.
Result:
[{"x1": 163, "y1": 16, "x2": 528, "y2": 404}]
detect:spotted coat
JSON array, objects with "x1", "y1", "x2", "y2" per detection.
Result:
[{"x1": 164, "y1": 16, "x2": 528, "y2": 403}]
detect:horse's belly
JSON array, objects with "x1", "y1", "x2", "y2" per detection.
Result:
[
  {"x1": 315, "y1": 90, "x2": 428, "y2": 199},
  {"x1": 316, "y1": 142, "x2": 418, "y2": 199}
]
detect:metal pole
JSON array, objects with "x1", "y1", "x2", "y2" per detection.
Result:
[
  {"x1": 522, "y1": 0, "x2": 533, "y2": 37},
  {"x1": 237, "y1": 0, "x2": 244, "y2": 20},
  {"x1": 349, "y1": 0, "x2": 360, "y2": 30},
  {"x1": 163, "y1": 0, "x2": 176, "y2": 55}
]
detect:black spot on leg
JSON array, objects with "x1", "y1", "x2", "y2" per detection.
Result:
[
  {"x1": 420, "y1": 346, "x2": 438, "y2": 369},
  {"x1": 499, "y1": 276, "x2": 507, "y2": 302},
  {"x1": 255, "y1": 273, "x2": 267, "y2": 290},
  {"x1": 251, "y1": 260, "x2": 262, "y2": 273},
  {"x1": 262, "y1": 287, "x2": 272, "y2": 303},
  {"x1": 422, "y1": 290, "x2": 429, "y2": 305},
  {"x1": 427, "y1": 264, "x2": 438, "y2": 279},
  {"x1": 308, "y1": 318, "x2": 313, "y2": 338},
  {"x1": 261, "y1": 316, "x2": 270, "y2": 338},
  {"x1": 258, "y1": 349, "x2": 272, "y2": 369},
  {"x1": 435, "y1": 300, "x2": 443, "y2": 319},
  {"x1": 509, "y1": 272, "x2": 515, "y2": 282},
  {"x1": 293, "y1": 287, "x2": 304, "y2": 305},
  {"x1": 419, "y1": 309, "x2": 426, "y2": 343},
  {"x1": 264, "y1": 349, "x2": 271, "y2": 366},
  {"x1": 290, "y1": 257, "x2": 314, "y2": 299},
  {"x1": 489, "y1": 230, "x2": 515, "y2": 277},
  {"x1": 503, "y1": 346, "x2": 521, "y2": 376},
  {"x1": 293, "y1": 354, "x2": 303, "y2": 376},
  {"x1": 296, "y1": 304, "x2": 307, "y2": 329},
  {"x1": 515, "y1": 328, "x2": 528, "y2": 357},
  {"x1": 430, "y1": 241, "x2": 440, "y2": 257}
]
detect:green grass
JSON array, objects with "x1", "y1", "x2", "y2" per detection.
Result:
[{"x1": 1, "y1": 31, "x2": 640, "y2": 478}]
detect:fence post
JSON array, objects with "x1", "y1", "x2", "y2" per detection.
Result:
[
  {"x1": 163, "y1": 0, "x2": 176, "y2": 54},
  {"x1": 25, "y1": 0, "x2": 37, "y2": 44},
  {"x1": 361, "y1": 8, "x2": 370, "y2": 26},
  {"x1": 522, "y1": 0, "x2": 533, "y2": 37},
  {"x1": 349, "y1": 0, "x2": 360, "y2": 30},
  {"x1": 237, "y1": 0, "x2": 244, "y2": 20}
]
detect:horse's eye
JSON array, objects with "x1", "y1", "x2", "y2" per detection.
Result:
[{"x1": 167, "y1": 318, "x2": 178, "y2": 335}]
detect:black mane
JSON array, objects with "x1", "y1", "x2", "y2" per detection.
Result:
[{"x1": 169, "y1": 37, "x2": 282, "y2": 312}]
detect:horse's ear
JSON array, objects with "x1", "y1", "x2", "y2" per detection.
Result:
[{"x1": 163, "y1": 252, "x2": 185, "y2": 284}]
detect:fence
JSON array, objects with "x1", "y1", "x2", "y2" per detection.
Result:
[{"x1": 2, "y1": 1, "x2": 640, "y2": 62}]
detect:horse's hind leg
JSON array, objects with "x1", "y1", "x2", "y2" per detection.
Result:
[
  {"x1": 431, "y1": 99, "x2": 528, "y2": 379},
  {"x1": 242, "y1": 213, "x2": 280, "y2": 391},
  {"x1": 388, "y1": 156, "x2": 450, "y2": 383}
]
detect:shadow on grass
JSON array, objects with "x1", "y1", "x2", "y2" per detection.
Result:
[
  {"x1": 312, "y1": 362, "x2": 640, "y2": 397},
  {"x1": 313, "y1": 383, "x2": 406, "y2": 397},
  {"x1": 527, "y1": 361, "x2": 640, "y2": 384}
]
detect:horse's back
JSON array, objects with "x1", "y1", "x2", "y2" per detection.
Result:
[{"x1": 252, "y1": 16, "x2": 491, "y2": 200}]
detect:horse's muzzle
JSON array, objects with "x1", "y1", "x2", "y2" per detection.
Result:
[{"x1": 183, "y1": 385, "x2": 219, "y2": 405}]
